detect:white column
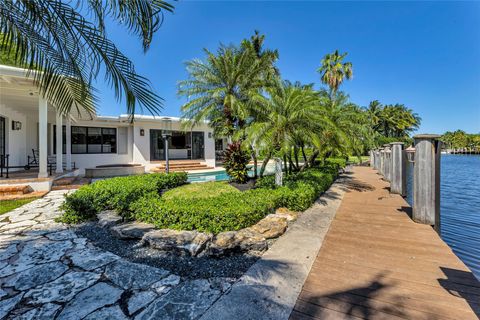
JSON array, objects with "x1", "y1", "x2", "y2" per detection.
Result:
[
  {"x1": 66, "y1": 118, "x2": 72, "y2": 170},
  {"x1": 38, "y1": 97, "x2": 48, "y2": 178},
  {"x1": 55, "y1": 113, "x2": 63, "y2": 173}
]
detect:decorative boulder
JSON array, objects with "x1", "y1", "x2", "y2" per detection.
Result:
[
  {"x1": 111, "y1": 222, "x2": 155, "y2": 240},
  {"x1": 142, "y1": 229, "x2": 212, "y2": 256},
  {"x1": 208, "y1": 229, "x2": 267, "y2": 256},
  {"x1": 97, "y1": 211, "x2": 122, "y2": 228},
  {"x1": 250, "y1": 216, "x2": 288, "y2": 239},
  {"x1": 273, "y1": 207, "x2": 299, "y2": 221}
]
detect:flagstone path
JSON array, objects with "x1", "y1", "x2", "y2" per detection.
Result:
[{"x1": 0, "y1": 191, "x2": 229, "y2": 319}]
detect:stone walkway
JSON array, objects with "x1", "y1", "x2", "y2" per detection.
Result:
[{"x1": 0, "y1": 191, "x2": 229, "y2": 319}]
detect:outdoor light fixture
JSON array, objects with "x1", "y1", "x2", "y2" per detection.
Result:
[
  {"x1": 162, "y1": 118, "x2": 173, "y2": 173},
  {"x1": 140, "y1": 129, "x2": 145, "y2": 136},
  {"x1": 12, "y1": 121, "x2": 22, "y2": 131},
  {"x1": 208, "y1": 132, "x2": 212, "y2": 138}
]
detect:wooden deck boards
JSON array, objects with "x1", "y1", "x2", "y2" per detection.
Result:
[{"x1": 290, "y1": 166, "x2": 480, "y2": 320}]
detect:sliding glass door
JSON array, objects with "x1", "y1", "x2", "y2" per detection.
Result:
[{"x1": 149, "y1": 130, "x2": 205, "y2": 160}]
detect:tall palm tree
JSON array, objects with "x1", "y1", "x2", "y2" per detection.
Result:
[
  {"x1": 178, "y1": 33, "x2": 277, "y2": 138},
  {"x1": 317, "y1": 50, "x2": 353, "y2": 98},
  {"x1": 243, "y1": 80, "x2": 321, "y2": 176},
  {"x1": 0, "y1": 0, "x2": 173, "y2": 117}
]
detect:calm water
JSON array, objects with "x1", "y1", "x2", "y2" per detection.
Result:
[{"x1": 407, "y1": 155, "x2": 480, "y2": 279}]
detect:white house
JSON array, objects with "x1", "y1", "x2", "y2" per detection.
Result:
[{"x1": 0, "y1": 65, "x2": 224, "y2": 190}]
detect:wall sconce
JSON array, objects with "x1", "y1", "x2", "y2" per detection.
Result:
[
  {"x1": 140, "y1": 129, "x2": 145, "y2": 136},
  {"x1": 12, "y1": 121, "x2": 22, "y2": 131},
  {"x1": 208, "y1": 132, "x2": 212, "y2": 138}
]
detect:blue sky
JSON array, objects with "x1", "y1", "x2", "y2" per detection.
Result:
[{"x1": 95, "y1": 1, "x2": 480, "y2": 134}]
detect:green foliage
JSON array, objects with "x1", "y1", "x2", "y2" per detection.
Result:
[
  {"x1": 162, "y1": 182, "x2": 239, "y2": 200},
  {"x1": 317, "y1": 50, "x2": 353, "y2": 96},
  {"x1": 442, "y1": 130, "x2": 480, "y2": 150},
  {"x1": 131, "y1": 189, "x2": 279, "y2": 234},
  {"x1": 132, "y1": 167, "x2": 336, "y2": 233},
  {"x1": 0, "y1": 1, "x2": 173, "y2": 116},
  {"x1": 57, "y1": 173, "x2": 187, "y2": 223},
  {"x1": 223, "y1": 142, "x2": 250, "y2": 183},
  {"x1": 0, "y1": 198, "x2": 39, "y2": 215}
]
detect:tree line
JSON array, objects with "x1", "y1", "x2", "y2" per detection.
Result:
[
  {"x1": 441, "y1": 130, "x2": 480, "y2": 151},
  {"x1": 178, "y1": 32, "x2": 421, "y2": 182}
]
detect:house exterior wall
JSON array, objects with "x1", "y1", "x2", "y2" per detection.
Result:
[{"x1": 0, "y1": 103, "x2": 27, "y2": 169}]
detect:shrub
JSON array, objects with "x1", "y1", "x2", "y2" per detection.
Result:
[
  {"x1": 131, "y1": 188, "x2": 280, "y2": 234},
  {"x1": 57, "y1": 172, "x2": 187, "y2": 223},
  {"x1": 223, "y1": 142, "x2": 250, "y2": 183}
]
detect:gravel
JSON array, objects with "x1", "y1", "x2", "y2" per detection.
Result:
[{"x1": 73, "y1": 223, "x2": 261, "y2": 280}]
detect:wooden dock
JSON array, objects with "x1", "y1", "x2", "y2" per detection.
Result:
[{"x1": 290, "y1": 166, "x2": 480, "y2": 320}]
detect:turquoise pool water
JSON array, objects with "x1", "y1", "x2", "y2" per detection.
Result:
[{"x1": 187, "y1": 165, "x2": 275, "y2": 183}]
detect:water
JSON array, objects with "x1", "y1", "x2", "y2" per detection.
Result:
[
  {"x1": 187, "y1": 164, "x2": 275, "y2": 183},
  {"x1": 407, "y1": 155, "x2": 480, "y2": 279}
]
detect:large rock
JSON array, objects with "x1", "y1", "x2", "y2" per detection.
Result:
[
  {"x1": 273, "y1": 207, "x2": 299, "y2": 221},
  {"x1": 250, "y1": 216, "x2": 288, "y2": 239},
  {"x1": 127, "y1": 290, "x2": 157, "y2": 315},
  {"x1": 208, "y1": 229, "x2": 267, "y2": 256},
  {"x1": 97, "y1": 210, "x2": 123, "y2": 228},
  {"x1": 57, "y1": 282, "x2": 123, "y2": 320},
  {"x1": 112, "y1": 222, "x2": 155, "y2": 239},
  {"x1": 142, "y1": 229, "x2": 212, "y2": 256},
  {"x1": 104, "y1": 260, "x2": 170, "y2": 290}
]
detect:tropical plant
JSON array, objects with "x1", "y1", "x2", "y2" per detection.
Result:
[
  {"x1": 0, "y1": 0, "x2": 173, "y2": 117},
  {"x1": 242, "y1": 80, "x2": 322, "y2": 176},
  {"x1": 178, "y1": 32, "x2": 278, "y2": 139},
  {"x1": 317, "y1": 50, "x2": 353, "y2": 98},
  {"x1": 223, "y1": 141, "x2": 250, "y2": 183}
]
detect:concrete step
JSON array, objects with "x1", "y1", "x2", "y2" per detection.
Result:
[
  {"x1": 52, "y1": 177, "x2": 91, "y2": 190},
  {"x1": 0, "y1": 185, "x2": 32, "y2": 196},
  {"x1": 151, "y1": 165, "x2": 213, "y2": 172},
  {"x1": 0, "y1": 191, "x2": 48, "y2": 201}
]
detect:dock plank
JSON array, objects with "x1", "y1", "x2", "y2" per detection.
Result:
[{"x1": 290, "y1": 166, "x2": 480, "y2": 320}]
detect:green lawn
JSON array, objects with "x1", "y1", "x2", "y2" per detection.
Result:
[
  {"x1": 348, "y1": 156, "x2": 369, "y2": 164},
  {"x1": 0, "y1": 198, "x2": 38, "y2": 215},
  {"x1": 162, "y1": 181, "x2": 239, "y2": 200}
]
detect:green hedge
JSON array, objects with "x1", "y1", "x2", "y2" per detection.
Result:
[
  {"x1": 57, "y1": 172, "x2": 187, "y2": 223},
  {"x1": 131, "y1": 168, "x2": 336, "y2": 233},
  {"x1": 131, "y1": 188, "x2": 279, "y2": 234}
]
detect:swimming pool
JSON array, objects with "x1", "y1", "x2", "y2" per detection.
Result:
[{"x1": 187, "y1": 165, "x2": 275, "y2": 182}]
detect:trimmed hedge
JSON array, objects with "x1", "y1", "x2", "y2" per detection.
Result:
[
  {"x1": 131, "y1": 167, "x2": 337, "y2": 233},
  {"x1": 57, "y1": 172, "x2": 187, "y2": 223},
  {"x1": 131, "y1": 188, "x2": 279, "y2": 234}
]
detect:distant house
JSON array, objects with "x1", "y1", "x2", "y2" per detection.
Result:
[{"x1": 0, "y1": 64, "x2": 225, "y2": 190}]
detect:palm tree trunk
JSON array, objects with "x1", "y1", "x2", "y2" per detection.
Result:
[
  {"x1": 301, "y1": 146, "x2": 307, "y2": 164},
  {"x1": 259, "y1": 151, "x2": 272, "y2": 178},
  {"x1": 294, "y1": 147, "x2": 299, "y2": 170},
  {"x1": 249, "y1": 144, "x2": 258, "y2": 178},
  {"x1": 283, "y1": 154, "x2": 288, "y2": 174}
]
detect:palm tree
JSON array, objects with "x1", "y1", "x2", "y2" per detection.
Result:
[
  {"x1": 243, "y1": 80, "x2": 321, "y2": 176},
  {"x1": 0, "y1": 0, "x2": 173, "y2": 117},
  {"x1": 317, "y1": 50, "x2": 353, "y2": 98}
]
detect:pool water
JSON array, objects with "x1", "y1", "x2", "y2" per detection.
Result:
[{"x1": 187, "y1": 165, "x2": 275, "y2": 183}]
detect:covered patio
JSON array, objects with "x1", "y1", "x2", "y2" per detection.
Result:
[{"x1": 0, "y1": 65, "x2": 79, "y2": 189}]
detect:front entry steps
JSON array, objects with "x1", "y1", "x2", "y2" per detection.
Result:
[
  {"x1": 52, "y1": 177, "x2": 91, "y2": 190},
  {"x1": 151, "y1": 161, "x2": 213, "y2": 173},
  {"x1": 0, "y1": 185, "x2": 48, "y2": 201}
]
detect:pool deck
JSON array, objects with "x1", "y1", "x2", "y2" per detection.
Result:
[{"x1": 290, "y1": 166, "x2": 480, "y2": 320}]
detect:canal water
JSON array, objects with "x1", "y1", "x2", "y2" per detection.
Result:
[{"x1": 406, "y1": 155, "x2": 480, "y2": 279}]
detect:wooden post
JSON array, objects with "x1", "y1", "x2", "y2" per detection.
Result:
[
  {"x1": 375, "y1": 149, "x2": 380, "y2": 170},
  {"x1": 383, "y1": 144, "x2": 392, "y2": 181},
  {"x1": 379, "y1": 148, "x2": 385, "y2": 176},
  {"x1": 274, "y1": 158, "x2": 283, "y2": 186},
  {"x1": 413, "y1": 134, "x2": 442, "y2": 232},
  {"x1": 390, "y1": 142, "x2": 406, "y2": 196},
  {"x1": 369, "y1": 150, "x2": 374, "y2": 167}
]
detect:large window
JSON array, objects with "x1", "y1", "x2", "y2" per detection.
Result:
[{"x1": 55, "y1": 126, "x2": 117, "y2": 154}]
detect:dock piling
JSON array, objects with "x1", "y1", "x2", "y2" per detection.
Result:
[
  {"x1": 413, "y1": 134, "x2": 442, "y2": 232},
  {"x1": 390, "y1": 142, "x2": 406, "y2": 196}
]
